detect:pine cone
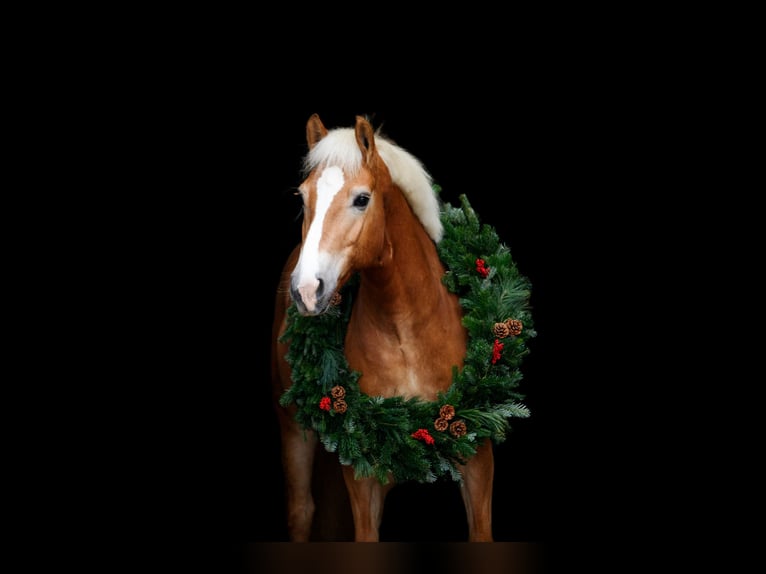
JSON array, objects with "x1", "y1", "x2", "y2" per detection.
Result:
[
  {"x1": 434, "y1": 417, "x2": 449, "y2": 432},
  {"x1": 330, "y1": 385, "x2": 346, "y2": 399},
  {"x1": 333, "y1": 399, "x2": 347, "y2": 414},
  {"x1": 506, "y1": 319, "x2": 523, "y2": 336},
  {"x1": 493, "y1": 322, "x2": 511, "y2": 338},
  {"x1": 330, "y1": 292, "x2": 342, "y2": 306},
  {"x1": 449, "y1": 420, "x2": 467, "y2": 438},
  {"x1": 439, "y1": 404, "x2": 455, "y2": 421}
]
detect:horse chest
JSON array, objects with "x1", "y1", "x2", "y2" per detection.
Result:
[{"x1": 344, "y1": 322, "x2": 458, "y2": 400}]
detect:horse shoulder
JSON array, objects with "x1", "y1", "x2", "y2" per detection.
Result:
[{"x1": 271, "y1": 245, "x2": 302, "y2": 400}]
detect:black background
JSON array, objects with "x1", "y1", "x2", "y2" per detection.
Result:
[{"x1": 132, "y1": 110, "x2": 591, "y2": 547}]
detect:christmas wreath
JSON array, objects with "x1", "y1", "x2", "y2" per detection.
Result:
[{"x1": 279, "y1": 190, "x2": 536, "y2": 485}]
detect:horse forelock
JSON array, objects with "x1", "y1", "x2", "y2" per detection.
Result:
[{"x1": 302, "y1": 127, "x2": 443, "y2": 243}]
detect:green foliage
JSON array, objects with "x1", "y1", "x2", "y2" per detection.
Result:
[{"x1": 279, "y1": 192, "x2": 536, "y2": 484}]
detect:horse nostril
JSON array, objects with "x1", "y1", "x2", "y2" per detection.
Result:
[
  {"x1": 316, "y1": 278, "x2": 325, "y2": 300},
  {"x1": 290, "y1": 285, "x2": 303, "y2": 307}
]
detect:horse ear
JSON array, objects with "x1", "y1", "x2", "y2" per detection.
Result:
[
  {"x1": 306, "y1": 114, "x2": 328, "y2": 149},
  {"x1": 354, "y1": 115, "x2": 377, "y2": 163}
]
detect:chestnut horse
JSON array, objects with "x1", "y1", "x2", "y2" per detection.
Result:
[{"x1": 271, "y1": 114, "x2": 494, "y2": 541}]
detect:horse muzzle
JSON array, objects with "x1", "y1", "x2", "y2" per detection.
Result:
[{"x1": 290, "y1": 276, "x2": 334, "y2": 316}]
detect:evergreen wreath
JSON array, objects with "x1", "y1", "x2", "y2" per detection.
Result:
[{"x1": 279, "y1": 190, "x2": 536, "y2": 485}]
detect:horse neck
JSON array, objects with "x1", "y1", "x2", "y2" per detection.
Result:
[{"x1": 356, "y1": 190, "x2": 448, "y2": 322}]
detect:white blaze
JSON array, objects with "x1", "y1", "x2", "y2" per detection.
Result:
[{"x1": 295, "y1": 165, "x2": 344, "y2": 311}]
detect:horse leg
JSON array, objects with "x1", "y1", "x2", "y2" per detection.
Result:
[
  {"x1": 459, "y1": 440, "x2": 495, "y2": 541},
  {"x1": 310, "y1": 447, "x2": 354, "y2": 540},
  {"x1": 341, "y1": 466, "x2": 393, "y2": 541},
  {"x1": 277, "y1": 411, "x2": 318, "y2": 542}
]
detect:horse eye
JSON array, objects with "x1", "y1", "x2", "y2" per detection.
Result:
[{"x1": 353, "y1": 194, "x2": 370, "y2": 208}]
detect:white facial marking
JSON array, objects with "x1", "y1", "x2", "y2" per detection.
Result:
[{"x1": 295, "y1": 166, "x2": 344, "y2": 311}]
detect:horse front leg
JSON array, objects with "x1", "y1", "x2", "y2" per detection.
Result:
[
  {"x1": 459, "y1": 440, "x2": 495, "y2": 541},
  {"x1": 341, "y1": 466, "x2": 393, "y2": 541},
  {"x1": 278, "y1": 412, "x2": 318, "y2": 542}
]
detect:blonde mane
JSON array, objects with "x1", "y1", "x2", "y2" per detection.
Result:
[{"x1": 302, "y1": 127, "x2": 443, "y2": 242}]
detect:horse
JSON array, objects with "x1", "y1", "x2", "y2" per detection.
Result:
[{"x1": 270, "y1": 114, "x2": 495, "y2": 542}]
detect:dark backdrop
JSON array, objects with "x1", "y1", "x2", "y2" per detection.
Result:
[{"x1": 138, "y1": 111, "x2": 580, "y2": 545}]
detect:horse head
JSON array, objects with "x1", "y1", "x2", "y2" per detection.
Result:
[{"x1": 290, "y1": 114, "x2": 394, "y2": 316}]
